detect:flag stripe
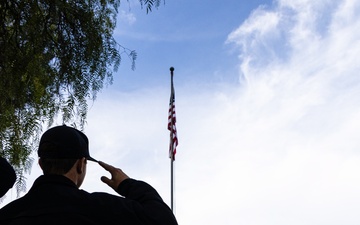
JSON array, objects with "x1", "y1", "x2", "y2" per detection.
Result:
[{"x1": 168, "y1": 77, "x2": 178, "y2": 161}]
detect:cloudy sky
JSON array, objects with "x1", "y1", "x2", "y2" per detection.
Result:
[{"x1": 3, "y1": 0, "x2": 360, "y2": 224}]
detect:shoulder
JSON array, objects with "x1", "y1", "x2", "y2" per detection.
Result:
[{"x1": 0, "y1": 195, "x2": 28, "y2": 222}]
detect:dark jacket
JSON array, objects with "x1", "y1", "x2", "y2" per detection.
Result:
[{"x1": 0, "y1": 175, "x2": 177, "y2": 225}]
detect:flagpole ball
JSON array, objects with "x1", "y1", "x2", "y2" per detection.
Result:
[{"x1": 170, "y1": 67, "x2": 174, "y2": 72}]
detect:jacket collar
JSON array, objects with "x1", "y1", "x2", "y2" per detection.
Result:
[{"x1": 30, "y1": 174, "x2": 78, "y2": 191}]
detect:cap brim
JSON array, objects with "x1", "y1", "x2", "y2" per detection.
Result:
[{"x1": 87, "y1": 156, "x2": 98, "y2": 163}]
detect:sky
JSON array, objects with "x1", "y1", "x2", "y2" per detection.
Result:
[{"x1": 2, "y1": 0, "x2": 360, "y2": 224}]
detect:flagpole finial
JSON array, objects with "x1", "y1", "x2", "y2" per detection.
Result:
[{"x1": 170, "y1": 67, "x2": 174, "y2": 72}]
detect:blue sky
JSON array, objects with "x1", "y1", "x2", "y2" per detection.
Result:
[
  {"x1": 2, "y1": 0, "x2": 360, "y2": 225},
  {"x1": 109, "y1": 0, "x2": 271, "y2": 90}
]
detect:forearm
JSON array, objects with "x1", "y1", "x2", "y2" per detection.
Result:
[{"x1": 117, "y1": 179, "x2": 178, "y2": 225}]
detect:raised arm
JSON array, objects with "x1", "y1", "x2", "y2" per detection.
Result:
[{"x1": 98, "y1": 161, "x2": 177, "y2": 225}]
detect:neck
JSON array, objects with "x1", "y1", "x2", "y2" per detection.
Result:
[{"x1": 63, "y1": 169, "x2": 79, "y2": 186}]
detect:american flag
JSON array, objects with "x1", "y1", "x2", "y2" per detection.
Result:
[{"x1": 168, "y1": 73, "x2": 178, "y2": 161}]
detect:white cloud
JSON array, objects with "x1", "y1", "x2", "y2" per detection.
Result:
[
  {"x1": 118, "y1": 10, "x2": 136, "y2": 25},
  {"x1": 209, "y1": 0, "x2": 360, "y2": 224}
]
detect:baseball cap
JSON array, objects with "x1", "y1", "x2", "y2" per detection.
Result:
[{"x1": 38, "y1": 125, "x2": 98, "y2": 162}]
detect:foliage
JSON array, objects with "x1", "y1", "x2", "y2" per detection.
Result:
[
  {"x1": 0, "y1": 0, "x2": 160, "y2": 196},
  {"x1": 139, "y1": 0, "x2": 162, "y2": 13}
]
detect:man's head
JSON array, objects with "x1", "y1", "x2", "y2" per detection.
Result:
[
  {"x1": 37, "y1": 125, "x2": 97, "y2": 186},
  {"x1": 0, "y1": 157, "x2": 16, "y2": 197}
]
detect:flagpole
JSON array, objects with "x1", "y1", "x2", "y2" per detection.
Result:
[{"x1": 169, "y1": 67, "x2": 175, "y2": 212}]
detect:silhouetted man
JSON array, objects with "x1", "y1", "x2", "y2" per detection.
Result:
[{"x1": 0, "y1": 125, "x2": 177, "y2": 225}]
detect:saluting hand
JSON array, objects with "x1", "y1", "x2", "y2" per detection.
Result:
[{"x1": 98, "y1": 161, "x2": 129, "y2": 191}]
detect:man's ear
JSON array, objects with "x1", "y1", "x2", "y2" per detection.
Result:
[
  {"x1": 38, "y1": 158, "x2": 43, "y2": 170},
  {"x1": 76, "y1": 158, "x2": 86, "y2": 174}
]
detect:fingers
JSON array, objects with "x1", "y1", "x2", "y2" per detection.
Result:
[
  {"x1": 100, "y1": 176, "x2": 112, "y2": 186},
  {"x1": 100, "y1": 176, "x2": 109, "y2": 184},
  {"x1": 98, "y1": 161, "x2": 129, "y2": 190},
  {"x1": 98, "y1": 161, "x2": 114, "y2": 172}
]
